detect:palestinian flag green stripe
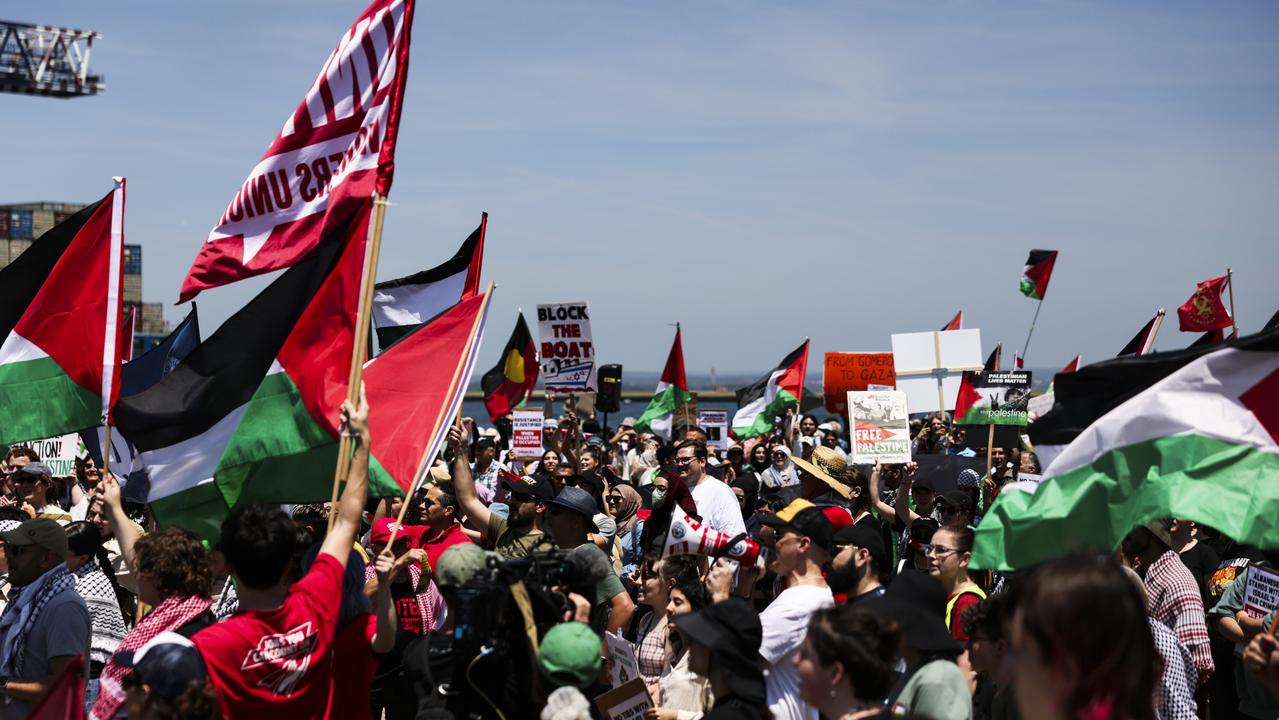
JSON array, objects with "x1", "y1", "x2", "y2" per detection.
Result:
[
  {"x1": 733, "y1": 387, "x2": 798, "y2": 439},
  {"x1": 635, "y1": 383, "x2": 692, "y2": 436},
  {"x1": 0, "y1": 345, "x2": 101, "y2": 444}
]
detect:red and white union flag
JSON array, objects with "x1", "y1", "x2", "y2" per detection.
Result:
[{"x1": 179, "y1": 0, "x2": 415, "y2": 302}]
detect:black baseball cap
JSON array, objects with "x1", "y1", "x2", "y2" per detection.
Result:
[
  {"x1": 912, "y1": 475, "x2": 936, "y2": 492},
  {"x1": 501, "y1": 473, "x2": 555, "y2": 501},
  {"x1": 935, "y1": 490, "x2": 973, "y2": 513},
  {"x1": 112, "y1": 631, "x2": 208, "y2": 702},
  {"x1": 833, "y1": 523, "x2": 888, "y2": 571},
  {"x1": 759, "y1": 499, "x2": 834, "y2": 552}
]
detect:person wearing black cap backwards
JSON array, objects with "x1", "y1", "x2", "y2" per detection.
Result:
[
  {"x1": 449, "y1": 422, "x2": 551, "y2": 559},
  {"x1": 863, "y1": 571, "x2": 971, "y2": 720},
  {"x1": 116, "y1": 631, "x2": 220, "y2": 719},
  {"x1": 672, "y1": 599, "x2": 768, "y2": 720}
]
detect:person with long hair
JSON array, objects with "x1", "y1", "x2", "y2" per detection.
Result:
[
  {"x1": 1009, "y1": 554, "x2": 1158, "y2": 720},
  {"x1": 649, "y1": 575, "x2": 714, "y2": 720},
  {"x1": 634, "y1": 556, "x2": 702, "y2": 689},
  {"x1": 924, "y1": 525, "x2": 985, "y2": 642},
  {"x1": 795, "y1": 605, "x2": 900, "y2": 720},
  {"x1": 65, "y1": 521, "x2": 128, "y2": 711}
]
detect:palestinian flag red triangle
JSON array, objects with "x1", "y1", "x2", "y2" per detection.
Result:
[
  {"x1": 942, "y1": 310, "x2": 963, "y2": 332},
  {"x1": 1019, "y1": 250, "x2": 1058, "y2": 300}
]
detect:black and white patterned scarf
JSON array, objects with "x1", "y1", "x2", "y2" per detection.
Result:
[
  {"x1": 73, "y1": 561, "x2": 128, "y2": 664},
  {"x1": 0, "y1": 563, "x2": 76, "y2": 676}
]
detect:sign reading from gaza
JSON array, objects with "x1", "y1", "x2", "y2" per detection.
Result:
[{"x1": 537, "y1": 302, "x2": 597, "y2": 393}]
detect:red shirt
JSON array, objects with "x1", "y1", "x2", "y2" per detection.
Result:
[
  {"x1": 418, "y1": 522, "x2": 473, "y2": 572},
  {"x1": 326, "y1": 614, "x2": 379, "y2": 720},
  {"x1": 947, "y1": 590, "x2": 983, "y2": 642},
  {"x1": 194, "y1": 553, "x2": 344, "y2": 719}
]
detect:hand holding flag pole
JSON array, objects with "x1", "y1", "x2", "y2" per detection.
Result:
[{"x1": 329, "y1": 193, "x2": 390, "y2": 531}]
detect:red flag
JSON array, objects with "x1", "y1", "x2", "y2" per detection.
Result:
[
  {"x1": 1059, "y1": 354, "x2": 1082, "y2": 374},
  {"x1": 179, "y1": 0, "x2": 416, "y2": 302},
  {"x1": 29, "y1": 654, "x2": 85, "y2": 719},
  {"x1": 942, "y1": 310, "x2": 962, "y2": 332},
  {"x1": 1177, "y1": 275, "x2": 1232, "y2": 333}
]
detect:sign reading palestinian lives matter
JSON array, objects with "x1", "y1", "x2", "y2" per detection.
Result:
[
  {"x1": 28, "y1": 433, "x2": 80, "y2": 477},
  {"x1": 1243, "y1": 564, "x2": 1279, "y2": 619},
  {"x1": 847, "y1": 391, "x2": 912, "y2": 464},
  {"x1": 537, "y1": 302, "x2": 597, "y2": 393},
  {"x1": 511, "y1": 410, "x2": 545, "y2": 459},
  {"x1": 960, "y1": 372, "x2": 1033, "y2": 426},
  {"x1": 697, "y1": 411, "x2": 729, "y2": 451},
  {"x1": 823, "y1": 352, "x2": 895, "y2": 413}
]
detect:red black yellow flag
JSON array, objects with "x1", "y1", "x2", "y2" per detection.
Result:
[{"x1": 482, "y1": 312, "x2": 538, "y2": 421}]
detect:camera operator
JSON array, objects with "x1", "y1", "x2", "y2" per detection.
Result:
[
  {"x1": 545, "y1": 486, "x2": 635, "y2": 636},
  {"x1": 449, "y1": 421, "x2": 551, "y2": 559}
]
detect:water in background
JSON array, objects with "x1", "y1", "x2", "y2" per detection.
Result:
[{"x1": 459, "y1": 396, "x2": 742, "y2": 430}]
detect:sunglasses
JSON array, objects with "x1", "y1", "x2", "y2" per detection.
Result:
[{"x1": 606, "y1": 495, "x2": 623, "y2": 505}]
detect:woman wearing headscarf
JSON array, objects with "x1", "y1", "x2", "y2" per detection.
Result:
[
  {"x1": 762, "y1": 445, "x2": 799, "y2": 505},
  {"x1": 607, "y1": 483, "x2": 644, "y2": 576}
]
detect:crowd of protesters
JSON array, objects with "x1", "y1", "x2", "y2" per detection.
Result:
[{"x1": 0, "y1": 393, "x2": 1277, "y2": 720}]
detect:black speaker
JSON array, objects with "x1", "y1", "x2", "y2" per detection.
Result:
[{"x1": 597, "y1": 364, "x2": 623, "y2": 413}]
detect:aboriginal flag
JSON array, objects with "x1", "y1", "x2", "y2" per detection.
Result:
[{"x1": 482, "y1": 313, "x2": 538, "y2": 422}]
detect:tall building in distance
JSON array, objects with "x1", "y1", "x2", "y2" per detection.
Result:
[{"x1": 1, "y1": 201, "x2": 170, "y2": 356}]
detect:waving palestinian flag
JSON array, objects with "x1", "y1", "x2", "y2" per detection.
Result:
[
  {"x1": 1117, "y1": 310, "x2": 1164, "y2": 357},
  {"x1": 179, "y1": 0, "x2": 416, "y2": 301},
  {"x1": 0, "y1": 180, "x2": 126, "y2": 446},
  {"x1": 635, "y1": 326, "x2": 691, "y2": 440},
  {"x1": 733, "y1": 340, "x2": 809, "y2": 440},
  {"x1": 1019, "y1": 250, "x2": 1058, "y2": 300},
  {"x1": 972, "y1": 327, "x2": 1279, "y2": 571}
]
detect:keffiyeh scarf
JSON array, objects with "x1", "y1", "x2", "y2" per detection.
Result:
[
  {"x1": 73, "y1": 561, "x2": 128, "y2": 664},
  {"x1": 0, "y1": 563, "x2": 76, "y2": 676},
  {"x1": 90, "y1": 593, "x2": 212, "y2": 720}
]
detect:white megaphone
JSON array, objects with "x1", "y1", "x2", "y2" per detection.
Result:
[{"x1": 663, "y1": 506, "x2": 761, "y2": 566}]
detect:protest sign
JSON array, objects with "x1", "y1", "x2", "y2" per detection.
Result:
[
  {"x1": 511, "y1": 410, "x2": 545, "y2": 459},
  {"x1": 1027, "y1": 391, "x2": 1055, "y2": 422},
  {"x1": 595, "y1": 677, "x2": 653, "y2": 720},
  {"x1": 891, "y1": 329, "x2": 983, "y2": 414},
  {"x1": 959, "y1": 372, "x2": 1033, "y2": 427},
  {"x1": 27, "y1": 433, "x2": 80, "y2": 476},
  {"x1": 537, "y1": 302, "x2": 597, "y2": 392},
  {"x1": 847, "y1": 391, "x2": 911, "y2": 464},
  {"x1": 604, "y1": 630, "x2": 641, "y2": 687},
  {"x1": 698, "y1": 410, "x2": 729, "y2": 451},
  {"x1": 823, "y1": 352, "x2": 895, "y2": 413},
  {"x1": 1243, "y1": 565, "x2": 1279, "y2": 619}
]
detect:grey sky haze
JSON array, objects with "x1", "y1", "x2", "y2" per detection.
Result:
[{"x1": 4, "y1": 1, "x2": 1278, "y2": 379}]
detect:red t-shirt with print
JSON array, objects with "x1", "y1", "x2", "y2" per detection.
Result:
[{"x1": 193, "y1": 553, "x2": 343, "y2": 719}]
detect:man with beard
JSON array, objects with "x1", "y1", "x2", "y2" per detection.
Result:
[
  {"x1": 449, "y1": 423, "x2": 552, "y2": 559},
  {"x1": 827, "y1": 523, "x2": 887, "y2": 605}
]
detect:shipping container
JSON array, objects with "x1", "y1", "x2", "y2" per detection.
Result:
[
  {"x1": 53, "y1": 212, "x2": 72, "y2": 226},
  {"x1": 0, "y1": 211, "x2": 8, "y2": 237},
  {"x1": 124, "y1": 273, "x2": 142, "y2": 303},
  {"x1": 9, "y1": 239, "x2": 32, "y2": 261},
  {"x1": 0, "y1": 243, "x2": 9, "y2": 266},
  {"x1": 8, "y1": 210, "x2": 33, "y2": 240},
  {"x1": 123, "y1": 244, "x2": 143, "y2": 274},
  {"x1": 140, "y1": 303, "x2": 168, "y2": 334},
  {"x1": 31, "y1": 210, "x2": 55, "y2": 237}
]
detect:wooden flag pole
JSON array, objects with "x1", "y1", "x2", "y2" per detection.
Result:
[
  {"x1": 933, "y1": 332, "x2": 946, "y2": 416},
  {"x1": 1020, "y1": 298, "x2": 1044, "y2": 366},
  {"x1": 985, "y1": 424, "x2": 996, "y2": 479},
  {"x1": 1227, "y1": 268, "x2": 1238, "y2": 339},
  {"x1": 386, "y1": 283, "x2": 495, "y2": 547},
  {"x1": 102, "y1": 425, "x2": 112, "y2": 476},
  {"x1": 328, "y1": 194, "x2": 389, "y2": 532}
]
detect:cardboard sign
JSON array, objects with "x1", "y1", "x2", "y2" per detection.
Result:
[
  {"x1": 823, "y1": 352, "x2": 896, "y2": 413},
  {"x1": 1243, "y1": 565, "x2": 1279, "y2": 619},
  {"x1": 1027, "y1": 391, "x2": 1055, "y2": 422},
  {"x1": 595, "y1": 677, "x2": 653, "y2": 720},
  {"x1": 958, "y1": 371, "x2": 1033, "y2": 427},
  {"x1": 511, "y1": 410, "x2": 545, "y2": 459},
  {"x1": 27, "y1": 433, "x2": 80, "y2": 477},
  {"x1": 537, "y1": 302, "x2": 597, "y2": 392},
  {"x1": 891, "y1": 329, "x2": 983, "y2": 414},
  {"x1": 847, "y1": 391, "x2": 911, "y2": 464},
  {"x1": 698, "y1": 410, "x2": 729, "y2": 451},
  {"x1": 604, "y1": 630, "x2": 641, "y2": 688}
]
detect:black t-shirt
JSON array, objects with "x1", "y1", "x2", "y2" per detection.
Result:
[{"x1": 1178, "y1": 541, "x2": 1220, "y2": 605}]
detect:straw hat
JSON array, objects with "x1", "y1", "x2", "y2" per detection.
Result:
[{"x1": 791, "y1": 453, "x2": 850, "y2": 499}]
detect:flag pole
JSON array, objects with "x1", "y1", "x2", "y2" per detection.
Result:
[
  {"x1": 328, "y1": 193, "x2": 389, "y2": 532},
  {"x1": 1020, "y1": 298, "x2": 1044, "y2": 365},
  {"x1": 1227, "y1": 268, "x2": 1238, "y2": 339},
  {"x1": 387, "y1": 283, "x2": 496, "y2": 547},
  {"x1": 1146, "y1": 309, "x2": 1167, "y2": 355}
]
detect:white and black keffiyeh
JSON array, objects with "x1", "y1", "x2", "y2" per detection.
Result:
[
  {"x1": 0, "y1": 563, "x2": 77, "y2": 676},
  {"x1": 73, "y1": 561, "x2": 127, "y2": 664}
]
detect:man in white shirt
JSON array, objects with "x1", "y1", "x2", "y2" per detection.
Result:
[
  {"x1": 757, "y1": 499, "x2": 835, "y2": 720},
  {"x1": 674, "y1": 440, "x2": 746, "y2": 537}
]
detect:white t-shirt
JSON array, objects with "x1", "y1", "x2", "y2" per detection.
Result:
[
  {"x1": 688, "y1": 476, "x2": 746, "y2": 537},
  {"x1": 760, "y1": 584, "x2": 835, "y2": 720}
]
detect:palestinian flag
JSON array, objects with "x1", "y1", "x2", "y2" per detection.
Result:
[
  {"x1": 972, "y1": 327, "x2": 1279, "y2": 571},
  {"x1": 954, "y1": 344, "x2": 1002, "y2": 425},
  {"x1": 942, "y1": 310, "x2": 963, "y2": 332},
  {"x1": 1189, "y1": 329, "x2": 1225, "y2": 349},
  {"x1": 0, "y1": 180, "x2": 126, "y2": 446},
  {"x1": 1117, "y1": 310, "x2": 1164, "y2": 357},
  {"x1": 179, "y1": 0, "x2": 416, "y2": 301},
  {"x1": 480, "y1": 311, "x2": 537, "y2": 422},
  {"x1": 365, "y1": 288, "x2": 493, "y2": 495},
  {"x1": 635, "y1": 326, "x2": 691, "y2": 440},
  {"x1": 1019, "y1": 250, "x2": 1058, "y2": 300},
  {"x1": 1265, "y1": 309, "x2": 1279, "y2": 333},
  {"x1": 113, "y1": 203, "x2": 396, "y2": 539},
  {"x1": 1176, "y1": 275, "x2": 1232, "y2": 333},
  {"x1": 1060, "y1": 354, "x2": 1082, "y2": 374},
  {"x1": 372, "y1": 212, "x2": 485, "y2": 350},
  {"x1": 732, "y1": 340, "x2": 809, "y2": 440}
]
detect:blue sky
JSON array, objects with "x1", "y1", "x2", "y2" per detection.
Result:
[{"x1": 5, "y1": 1, "x2": 1278, "y2": 377}]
